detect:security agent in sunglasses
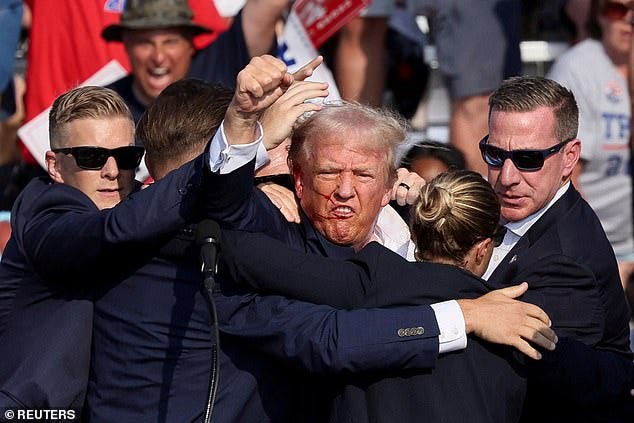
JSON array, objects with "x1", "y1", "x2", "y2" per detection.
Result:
[
  {"x1": 0, "y1": 62, "x2": 551, "y2": 419},
  {"x1": 480, "y1": 76, "x2": 633, "y2": 422},
  {"x1": 0, "y1": 86, "x2": 144, "y2": 411},
  {"x1": 45, "y1": 90, "x2": 143, "y2": 211},
  {"x1": 216, "y1": 75, "x2": 634, "y2": 422},
  {"x1": 0, "y1": 71, "x2": 455, "y2": 415},
  {"x1": 0, "y1": 75, "x2": 442, "y2": 415}
]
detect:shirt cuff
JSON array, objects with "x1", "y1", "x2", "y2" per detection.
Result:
[
  {"x1": 431, "y1": 300, "x2": 467, "y2": 353},
  {"x1": 208, "y1": 120, "x2": 263, "y2": 173},
  {"x1": 255, "y1": 142, "x2": 270, "y2": 171}
]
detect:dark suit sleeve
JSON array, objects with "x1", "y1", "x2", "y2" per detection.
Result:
[
  {"x1": 18, "y1": 154, "x2": 208, "y2": 280},
  {"x1": 204, "y1": 159, "x2": 291, "y2": 237},
  {"x1": 215, "y1": 289, "x2": 441, "y2": 374},
  {"x1": 512, "y1": 254, "x2": 604, "y2": 345},
  {"x1": 513, "y1": 256, "x2": 633, "y2": 405},
  {"x1": 219, "y1": 230, "x2": 377, "y2": 308},
  {"x1": 219, "y1": 230, "x2": 486, "y2": 308},
  {"x1": 528, "y1": 337, "x2": 634, "y2": 405}
]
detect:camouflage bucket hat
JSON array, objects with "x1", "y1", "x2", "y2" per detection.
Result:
[{"x1": 102, "y1": 0, "x2": 212, "y2": 42}]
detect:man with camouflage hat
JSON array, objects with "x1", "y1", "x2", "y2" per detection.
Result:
[{"x1": 102, "y1": 0, "x2": 289, "y2": 123}]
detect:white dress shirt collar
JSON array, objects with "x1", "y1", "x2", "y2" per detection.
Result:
[
  {"x1": 374, "y1": 205, "x2": 416, "y2": 261},
  {"x1": 482, "y1": 181, "x2": 571, "y2": 280}
]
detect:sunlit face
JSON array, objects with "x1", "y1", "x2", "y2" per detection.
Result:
[
  {"x1": 486, "y1": 107, "x2": 578, "y2": 222},
  {"x1": 599, "y1": 0, "x2": 634, "y2": 61},
  {"x1": 123, "y1": 28, "x2": 194, "y2": 105},
  {"x1": 46, "y1": 117, "x2": 136, "y2": 210},
  {"x1": 293, "y1": 134, "x2": 392, "y2": 250}
]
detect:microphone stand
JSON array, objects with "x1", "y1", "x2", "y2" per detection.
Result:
[
  {"x1": 201, "y1": 266, "x2": 220, "y2": 423},
  {"x1": 196, "y1": 221, "x2": 221, "y2": 423}
]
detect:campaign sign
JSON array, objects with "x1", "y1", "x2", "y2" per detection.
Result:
[{"x1": 293, "y1": 0, "x2": 370, "y2": 48}]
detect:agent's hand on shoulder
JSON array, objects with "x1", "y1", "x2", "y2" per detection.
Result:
[
  {"x1": 258, "y1": 182, "x2": 300, "y2": 223},
  {"x1": 458, "y1": 282, "x2": 558, "y2": 360}
]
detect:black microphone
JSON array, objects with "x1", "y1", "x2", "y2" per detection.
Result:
[
  {"x1": 196, "y1": 220, "x2": 221, "y2": 283},
  {"x1": 196, "y1": 220, "x2": 222, "y2": 423}
]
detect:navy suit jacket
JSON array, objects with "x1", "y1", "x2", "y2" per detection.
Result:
[
  {"x1": 0, "y1": 153, "x2": 208, "y2": 410},
  {"x1": 216, "y1": 181, "x2": 634, "y2": 421},
  {"x1": 87, "y1": 224, "x2": 303, "y2": 422},
  {"x1": 0, "y1": 151, "x2": 448, "y2": 420},
  {"x1": 219, "y1": 231, "x2": 528, "y2": 423},
  {"x1": 207, "y1": 160, "x2": 529, "y2": 421},
  {"x1": 487, "y1": 184, "x2": 633, "y2": 422}
]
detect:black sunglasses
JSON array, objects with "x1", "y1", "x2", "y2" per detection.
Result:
[
  {"x1": 602, "y1": 1, "x2": 634, "y2": 23},
  {"x1": 479, "y1": 135, "x2": 571, "y2": 172},
  {"x1": 491, "y1": 225, "x2": 507, "y2": 248},
  {"x1": 52, "y1": 146, "x2": 144, "y2": 170}
]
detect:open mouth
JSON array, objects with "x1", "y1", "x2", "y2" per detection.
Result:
[
  {"x1": 330, "y1": 205, "x2": 354, "y2": 218},
  {"x1": 149, "y1": 67, "x2": 169, "y2": 77}
]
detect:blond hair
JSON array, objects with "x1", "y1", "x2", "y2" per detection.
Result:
[
  {"x1": 412, "y1": 170, "x2": 500, "y2": 265},
  {"x1": 49, "y1": 86, "x2": 133, "y2": 149},
  {"x1": 288, "y1": 101, "x2": 408, "y2": 186}
]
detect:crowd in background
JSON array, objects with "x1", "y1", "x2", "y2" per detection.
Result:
[
  {"x1": 1, "y1": 0, "x2": 634, "y2": 422},
  {"x1": 0, "y1": 0, "x2": 600, "y2": 252}
]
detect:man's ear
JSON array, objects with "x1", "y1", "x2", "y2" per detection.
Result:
[
  {"x1": 562, "y1": 139, "x2": 581, "y2": 178},
  {"x1": 144, "y1": 155, "x2": 156, "y2": 179},
  {"x1": 45, "y1": 150, "x2": 64, "y2": 183},
  {"x1": 292, "y1": 165, "x2": 304, "y2": 199},
  {"x1": 380, "y1": 187, "x2": 391, "y2": 207}
]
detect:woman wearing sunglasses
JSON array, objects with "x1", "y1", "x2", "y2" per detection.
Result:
[
  {"x1": 547, "y1": 0, "x2": 634, "y2": 311},
  {"x1": 218, "y1": 170, "x2": 528, "y2": 422}
]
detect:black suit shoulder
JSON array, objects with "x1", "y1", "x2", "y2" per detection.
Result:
[
  {"x1": 0, "y1": 179, "x2": 94, "y2": 409},
  {"x1": 220, "y1": 232, "x2": 488, "y2": 309},
  {"x1": 358, "y1": 242, "x2": 488, "y2": 307},
  {"x1": 488, "y1": 186, "x2": 633, "y2": 422},
  {"x1": 490, "y1": 186, "x2": 630, "y2": 352}
]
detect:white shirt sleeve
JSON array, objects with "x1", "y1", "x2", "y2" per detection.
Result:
[
  {"x1": 431, "y1": 300, "x2": 467, "y2": 353},
  {"x1": 208, "y1": 121, "x2": 268, "y2": 173}
]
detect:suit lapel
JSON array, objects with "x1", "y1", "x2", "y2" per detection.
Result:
[
  {"x1": 489, "y1": 185, "x2": 579, "y2": 286},
  {"x1": 523, "y1": 184, "x2": 578, "y2": 245},
  {"x1": 489, "y1": 236, "x2": 528, "y2": 285}
]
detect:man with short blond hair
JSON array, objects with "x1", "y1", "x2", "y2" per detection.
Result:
[{"x1": 0, "y1": 86, "x2": 143, "y2": 409}]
